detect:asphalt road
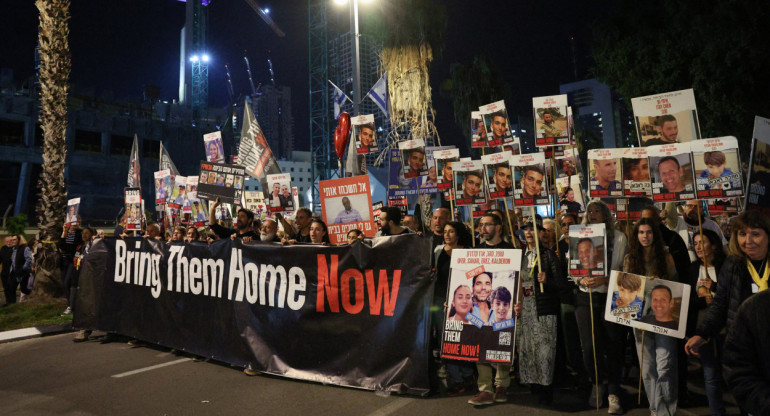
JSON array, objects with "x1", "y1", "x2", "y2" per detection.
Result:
[{"x1": 0, "y1": 332, "x2": 740, "y2": 416}]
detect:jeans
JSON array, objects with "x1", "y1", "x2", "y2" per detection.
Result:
[
  {"x1": 446, "y1": 360, "x2": 475, "y2": 385},
  {"x1": 635, "y1": 329, "x2": 677, "y2": 416},
  {"x1": 575, "y1": 291, "x2": 624, "y2": 395},
  {"x1": 699, "y1": 336, "x2": 726, "y2": 415}
]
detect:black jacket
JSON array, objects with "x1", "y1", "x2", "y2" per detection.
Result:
[
  {"x1": 722, "y1": 290, "x2": 770, "y2": 415},
  {"x1": 695, "y1": 256, "x2": 756, "y2": 339},
  {"x1": 526, "y1": 247, "x2": 569, "y2": 317},
  {"x1": 685, "y1": 257, "x2": 724, "y2": 337}
]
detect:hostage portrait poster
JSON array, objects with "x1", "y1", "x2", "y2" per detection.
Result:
[{"x1": 441, "y1": 248, "x2": 521, "y2": 364}]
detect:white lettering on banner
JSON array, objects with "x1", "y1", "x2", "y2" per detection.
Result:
[{"x1": 114, "y1": 240, "x2": 163, "y2": 298}]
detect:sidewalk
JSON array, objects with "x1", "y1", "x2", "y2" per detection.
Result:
[{"x1": 0, "y1": 322, "x2": 73, "y2": 344}]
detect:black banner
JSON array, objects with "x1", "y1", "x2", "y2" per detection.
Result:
[{"x1": 74, "y1": 235, "x2": 433, "y2": 395}]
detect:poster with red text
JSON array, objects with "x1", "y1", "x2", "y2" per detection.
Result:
[
  {"x1": 568, "y1": 224, "x2": 607, "y2": 278},
  {"x1": 479, "y1": 101, "x2": 514, "y2": 147},
  {"x1": 647, "y1": 143, "x2": 697, "y2": 202},
  {"x1": 632, "y1": 88, "x2": 701, "y2": 147},
  {"x1": 510, "y1": 152, "x2": 549, "y2": 206},
  {"x1": 691, "y1": 136, "x2": 744, "y2": 200},
  {"x1": 482, "y1": 151, "x2": 513, "y2": 199},
  {"x1": 588, "y1": 148, "x2": 624, "y2": 198},
  {"x1": 533, "y1": 94, "x2": 570, "y2": 147},
  {"x1": 621, "y1": 147, "x2": 652, "y2": 197},
  {"x1": 320, "y1": 176, "x2": 377, "y2": 244}
]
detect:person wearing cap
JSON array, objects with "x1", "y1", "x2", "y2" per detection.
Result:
[{"x1": 516, "y1": 214, "x2": 569, "y2": 405}]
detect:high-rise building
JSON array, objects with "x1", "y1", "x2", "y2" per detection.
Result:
[
  {"x1": 251, "y1": 84, "x2": 294, "y2": 159},
  {"x1": 559, "y1": 78, "x2": 635, "y2": 149}
]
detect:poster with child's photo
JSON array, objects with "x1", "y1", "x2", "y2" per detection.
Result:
[
  {"x1": 691, "y1": 136, "x2": 744, "y2": 199},
  {"x1": 66, "y1": 198, "x2": 80, "y2": 226},
  {"x1": 441, "y1": 248, "x2": 521, "y2": 364},
  {"x1": 647, "y1": 143, "x2": 697, "y2": 202},
  {"x1": 532, "y1": 94, "x2": 569, "y2": 146},
  {"x1": 203, "y1": 131, "x2": 225, "y2": 163},
  {"x1": 631, "y1": 88, "x2": 702, "y2": 147},
  {"x1": 266, "y1": 173, "x2": 294, "y2": 213},
  {"x1": 480, "y1": 101, "x2": 514, "y2": 147},
  {"x1": 399, "y1": 139, "x2": 428, "y2": 179},
  {"x1": 481, "y1": 151, "x2": 513, "y2": 199},
  {"x1": 352, "y1": 114, "x2": 377, "y2": 154},
  {"x1": 568, "y1": 224, "x2": 607, "y2": 278},
  {"x1": 434, "y1": 148, "x2": 460, "y2": 191},
  {"x1": 605, "y1": 271, "x2": 690, "y2": 339}
]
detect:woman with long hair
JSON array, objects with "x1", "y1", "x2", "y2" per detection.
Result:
[
  {"x1": 309, "y1": 219, "x2": 331, "y2": 245},
  {"x1": 573, "y1": 199, "x2": 628, "y2": 413},
  {"x1": 686, "y1": 229, "x2": 727, "y2": 415},
  {"x1": 624, "y1": 218, "x2": 678, "y2": 416},
  {"x1": 432, "y1": 221, "x2": 475, "y2": 396}
]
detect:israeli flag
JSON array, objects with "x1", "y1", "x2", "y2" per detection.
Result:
[
  {"x1": 366, "y1": 73, "x2": 388, "y2": 119},
  {"x1": 333, "y1": 83, "x2": 347, "y2": 120}
]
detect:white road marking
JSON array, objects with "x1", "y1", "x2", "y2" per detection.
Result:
[
  {"x1": 111, "y1": 358, "x2": 191, "y2": 378},
  {"x1": 364, "y1": 398, "x2": 413, "y2": 416}
]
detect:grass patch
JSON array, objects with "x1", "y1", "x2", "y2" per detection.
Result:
[{"x1": 0, "y1": 299, "x2": 72, "y2": 332}]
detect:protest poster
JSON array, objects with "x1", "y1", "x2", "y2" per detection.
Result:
[
  {"x1": 706, "y1": 198, "x2": 741, "y2": 214},
  {"x1": 453, "y1": 160, "x2": 486, "y2": 206},
  {"x1": 588, "y1": 148, "x2": 623, "y2": 198},
  {"x1": 691, "y1": 136, "x2": 744, "y2": 200},
  {"x1": 399, "y1": 139, "x2": 428, "y2": 179},
  {"x1": 66, "y1": 198, "x2": 80, "y2": 226},
  {"x1": 567, "y1": 106, "x2": 575, "y2": 145},
  {"x1": 434, "y1": 148, "x2": 460, "y2": 192},
  {"x1": 745, "y1": 116, "x2": 770, "y2": 215},
  {"x1": 153, "y1": 170, "x2": 172, "y2": 210},
  {"x1": 387, "y1": 148, "x2": 420, "y2": 198},
  {"x1": 482, "y1": 151, "x2": 513, "y2": 199},
  {"x1": 647, "y1": 143, "x2": 697, "y2": 202},
  {"x1": 419, "y1": 146, "x2": 451, "y2": 193},
  {"x1": 265, "y1": 173, "x2": 295, "y2": 213},
  {"x1": 291, "y1": 186, "x2": 300, "y2": 213},
  {"x1": 471, "y1": 203, "x2": 494, "y2": 219},
  {"x1": 605, "y1": 271, "x2": 691, "y2": 339},
  {"x1": 183, "y1": 176, "x2": 198, "y2": 214},
  {"x1": 556, "y1": 175, "x2": 585, "y2": 215},
  {"x1": 352, "y1": 114, "x2": 377, "y2": 155},
  {"x1": 167, "y1": 175, "x2": 187, "y2": 209},
  {"x1": 501, "y1": 136, "x2": 522, "y2": 155},
  {"x1": 532, "y1": 94, "x2": 569, "y2": 146},
  {"x1": 471, "y1": 111, "x2": 487, "y2": 148},
  {"x1": 441, "y1": 248, "x2": 521, "y2": 364},
  {"x1": 244, "y1": 191, "x2": 269, "y2": 221},
  {"x1": 372, "y1": 201, "x2": 384, "y2": 230},
  {"x1": 510, "y1": 152, "x2": 549, "y2": 206},
  {"x1": 621, "y1": 147, "x2": 652, "y2": 197},
  {"x1": 480, "y1": 101, "x2": 514, "y2": 147},
  {"x1": 204, "y1": 131, "x2": 225, "y2": 163},
  {"x1": 197, "y1": 162, "x2": 245, "y2": 205},
  {"x1": 568, "y1": 224, "x2": 607, "y2": 278},
  {"x1": 615, "y1": 197, "x2": 655, "y2": 222},
  {"x1": 387, "y1": 196, "x2": 409, "y2": 216},
  {"x1": 555, "y1": 147, "x2": 579, "y2": 178},
  {"x1": 75, "y1": 235, "x2": 433, "y2": 395},
  {"x1": 320, "y1": 176, "x2": 376, "y2": 244},
  {"x1": 631, "y1": 88, "x2": 702, "y2": 147},
  {"x1": 190, "y1": 198, "x2": 207, "y2": 227},
  {"x1": 124, "y1": 187, "x2": 142, "y2": 231}
]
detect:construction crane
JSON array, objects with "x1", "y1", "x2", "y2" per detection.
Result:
[{"x1": 243, "y1": 51, "x2": 258, "y2": 96}]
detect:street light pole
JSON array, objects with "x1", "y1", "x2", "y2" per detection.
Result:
[{"x1": 350, "y1": 0, "x2": 361, "y2": 116}]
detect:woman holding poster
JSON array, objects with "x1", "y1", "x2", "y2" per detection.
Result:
[
  {"x1": 623, "y1": 218, "x2": 678, "y2": 416},
  {"x1": 518, "y1": 216, "x2": 569, "y2": 405},
  {"x1": 574, "y1": 200, "x2": 628, "y2": 413},
  {"x1": 433, "y1": 222, "x2": 476, "y2": 395}
]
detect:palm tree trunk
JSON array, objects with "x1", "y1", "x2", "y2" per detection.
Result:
[{"x1": 33, "y1": 0, "x2": 71, "y2": 299}]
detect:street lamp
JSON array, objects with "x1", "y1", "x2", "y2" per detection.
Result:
[{"x1": 334, "y1": 0, "x2": 370, "y2": 116}]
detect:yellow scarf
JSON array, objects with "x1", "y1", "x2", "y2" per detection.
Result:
[{"x1": 746, "y1": 259, "x2": 769, "y2": 292}]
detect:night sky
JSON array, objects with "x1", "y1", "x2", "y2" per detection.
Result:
[{"x1": 1, "y1": 0, "x2": 607, "y2": 152}]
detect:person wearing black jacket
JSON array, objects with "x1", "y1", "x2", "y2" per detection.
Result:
[
  {"x1": 1, "y1": 236, "x2": 13, "y2": 305},
  {"x1": 722, "y1": 290, "x2": 770, "y2": 415},
  {"x1": 208, "y1": 197, "x2": 258, "y2": 241},
  {"x1": 517, "y1": 215, "x2": 569, "y2": 405}
]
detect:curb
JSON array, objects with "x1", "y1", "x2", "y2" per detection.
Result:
[{"x1": 0, "y1": 323, "x2": 74, "y2": 344}]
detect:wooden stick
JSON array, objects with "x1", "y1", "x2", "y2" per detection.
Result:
[
  {"x1": 531, "y1": 205, "x2": 544, "y2": 292},
  {"x1": 638, "y1": 330, "x2": 645, "y2": 405},
  {"x1": 588, "y1": 288, "x2": 600, "y2": 411},
  {"x1": 504, "y1": 198, "x2": 519, "y2": 249},
  {"x1": 468, "y1": 206, "x2": 475, "y2": 248},
  {"x1": 449, "y1": 192, "x2": 456, "y2": 222}
]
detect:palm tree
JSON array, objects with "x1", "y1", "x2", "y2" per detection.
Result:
[{"x1": 33, "y1": 0, "x2": 71, "y2": 298}]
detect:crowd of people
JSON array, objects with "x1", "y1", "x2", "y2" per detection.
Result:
[{"x1": 2, "y1": 196, "x2": 768, "y2": 415}]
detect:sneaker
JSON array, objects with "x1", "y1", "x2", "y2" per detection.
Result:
[
  {"x1": 608, "y1": 394, "x2": 623, "y2": 414},
  {"x1": 468, "y1": 391, "x2": 494, "y2": 405},
  {"x1": 72, "y1": 330, "x2": 90, "y2": 343},
  {"x1": 588, "y1": 383, "x2": 606, "y2": 408},
  {"x1": 243, "y1": 365, "x2": 258, "y2": 376},
  {"x1": 61, "y1": 307, "x2": 72, "y2": 316},
  {"x1": 445, "y1": 383, "x2": 466, "y2": 397},
  {"x1": 494, "y1": 386, "x2": 507, "y2": 403}
]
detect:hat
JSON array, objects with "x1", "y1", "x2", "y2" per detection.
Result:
[{"x1": 521, "y1": 214, "x2": 545, "y2": 231}]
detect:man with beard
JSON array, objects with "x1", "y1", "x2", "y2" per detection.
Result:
[
  {"x1": 645, "y1": 114, "x2": 681, "y2": 146},
  {"x1": 375, "y1": 207, "x2": 413, "y2": 237},
  {"x1": 209, "y1": 197, "x2": 259, "y2": 240},
  {"x1": 478, "y1": 214, "x2": 513, "y2": 249},
  {"x1": 540, "y1": 112, "x2": 562, "y2": 138},
  {"x1": 260, "y1": 218, "x2": 281, "y2": 242}
]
